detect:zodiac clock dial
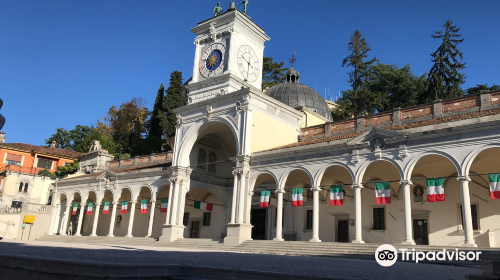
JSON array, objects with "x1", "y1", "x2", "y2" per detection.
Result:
[
  {"x1": 200, "y1": 43, "x2": 227, "y2": 78},
  {"x1": 237, "y1": 45, "x2": 259, "y2": 82}
]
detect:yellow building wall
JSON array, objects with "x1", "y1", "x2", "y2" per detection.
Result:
[
  {"x1": 251, "y1": 111, "x2": 298, "y2": 153},
  {"x1": 302, "y1": 110, "x2": 327, "y2": 128}
]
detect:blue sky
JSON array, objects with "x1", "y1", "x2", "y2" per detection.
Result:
[{"x1": 1, "y1": 0, "x2": 499, "y2": 145}]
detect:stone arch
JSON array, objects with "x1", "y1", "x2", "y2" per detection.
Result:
[
  {"x1": 314, "y1": 162, "x2": 355, "y2": 187},
  {"x1": 249, "y1": 171, "x2": 279, "y2": 192},
  {"x1": 279, "y1": 167, "x2": 315, "y2": 190},
  {"x1": 132, "y1": 185, "x2": 154, "y2": 201},
  {"x1": 355, "y1": 157, "x2": 404, "y2": 184},
  {"x1": 189, "y1": 185, "x2": 226, "y2": 207},
  {"x1": 462, "y1": 144, "x2": 500, "y2": 175},
  {"x1": 405, "y1": 151, "x2": 461, "y2": 180},
  {"x1": 174, "y1": 118, "x2": 240, "y2": 167},
  {"x1": 115, "y1": 186, "x2": 133, "y2": 202}
]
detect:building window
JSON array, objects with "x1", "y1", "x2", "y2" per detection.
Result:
[
  {"x1": 183, "y1": 213, "x2": 190, "y2": 226},
  {"x1": 197, "y1": 149, "x2": 207, "y2": 169},
  {"x1": 5, "y1": 153, "x2": 22, "y2": 165},
  {"x1": 203, "y1": 212, "x2": 211, "y2": 226},
  {"x1": 372, "y1": 207, "x2": 385, "y2": 230},
  {"x1": 37, "y1": 158, "x2": 53, "y2": 170},
  {"x1": 460, "y1": 205, "x2": 479, "y2": 230},
  {"x1": 306, "y1": 209, "x2": 313, "y2": 229},
  {"x1": 18, "y1": 182, "x2": 23, "y2": 192},
  {"x1": 23, "y1": 183, "x2": 29, "y2": 193},
  {"x1": 207, "y1": 152, "x2": 217, "y2": 173}
]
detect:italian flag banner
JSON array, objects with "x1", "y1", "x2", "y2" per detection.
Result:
[
  {"x1": 121, "y1": 201, "x2": 128, "y2": 214},
  {"x1": 375, "y1": 182, "x2": 391, "y2": 204},
  {"x1": 488, "y1": 174, "x2": 500, "y2": 199},
  {"x1": 427, "y1": 178, "x2": 445, "y2": 202},
  {"x1": 72, "y1": 203, "x2": 78, "y2": 215},
  {"x1": 194, "y1": 201, "x2": 213, "y2": 211},
  {"x1": 330, "y1": 185, "x2": 344, "y2": 206},
  {"x1": 292, "y1": 188, "x2": 303, "y2": 207},
  {"x1": 141, "y1": 199, "x2": 148, "y2": 214},
  {"x1": 160, "y1": 198, "x2": 168, "y2": 213},
  {"x1": 87, "y1": 203, "x2": 93, "y2": 215},
  {"x1": 103, "y1": 202, "x2": 110, "y2": 214},
  {"x1": 260, "y1": 190, "x2": 271, "y2": 208}
]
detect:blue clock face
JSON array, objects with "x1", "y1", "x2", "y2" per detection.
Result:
[
  {"x1": 200, "y1": 43, "x2": 226, "y2": 78},
  {"x1": 205, "y1": 50, "x2": 222, "y2": 71}
]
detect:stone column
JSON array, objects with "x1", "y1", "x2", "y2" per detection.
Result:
[
  {"x1": 165, "y1": 180, "x2": 175, "y2": 225},
  {"x1": 61, "y1": 204, "x2": 71, "y2": 236},
  {"x1": 147, "y1": 200, "x2": 156, "y2": 237},
  {"x1": 352, "y1": 184, "x2": 365, "y2": 244},
  {"x1": 75, "y1": 202, "x2": 86, "y2": 236},
  {"x1": 47, "y1": 204, "x2": 59, "y2": 235},
  {"x1": 237, "y1": 171, "x2": 248, "y2": 224},
  {"x1": 230, "y1": 170, "x2": 239, "y2": 224},
  {"x1": 126, "y1": 200, "x2": 137, "y2": 237},
  {"x1": 273, "y1": 189, "x2": 285, "y2": 241},
  {"x1": 90, "y1": 202, "x2": 101, "y2": 237},
  {"x1": 310, "y1": 186, "x2": 321, "y2": 242},
  {"x1": 170, "y1": 180, "x2": 181, "y2": 225},
  {"x1": 107, "y1": 202, "x2": 118, "y2": 237},
  {"x1": 458, "y1": 176, "x2": 477, "y2": 247},
  {"x1": 401, "y1": 181, "x2": 415, "y2": 245}
]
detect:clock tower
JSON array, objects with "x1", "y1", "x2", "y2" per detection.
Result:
[{"x1": 185, "y1": 6, "x2": 270, "y2": 104}]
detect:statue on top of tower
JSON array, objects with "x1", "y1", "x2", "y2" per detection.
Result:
[
  {"x1": 239, "y1": 0, "x2": 248, "y2": 13},
  {"x1": 213, "y1": 2, "x2": 223, "y2": 17}
]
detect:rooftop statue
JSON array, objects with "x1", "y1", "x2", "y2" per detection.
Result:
[
  {"x1": 213, "y1": 2, "x2": 223, "y2": 17},
  {"x1": 239, "y1": 0, "x2": 248, "y2": 13},
  {"x1": 0, "y1": 99, "x2": 5, "y2": 130}
]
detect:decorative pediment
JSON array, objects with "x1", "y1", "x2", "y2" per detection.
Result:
[
  {"x1": 96, "y1": 170, "x2": 117, "y2": 180},
  {"x1": 346, "y1": 127, "x2": 406, "y2": 147}
]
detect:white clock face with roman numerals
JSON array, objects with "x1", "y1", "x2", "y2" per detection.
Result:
[
  {"x1": 237, "y1": 45, "x2": 259, "y2": 82},
  {"x1": 200, "y1": 43, "x2": 227, "y2": 78}
]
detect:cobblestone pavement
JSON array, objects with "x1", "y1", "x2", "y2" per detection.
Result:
[{"x1": 0, "y1": 240, "x2": 481, "y2": 280}]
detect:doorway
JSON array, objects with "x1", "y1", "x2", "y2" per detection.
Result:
[
  {"x1": 190, "y1": 221, "x2": 201, "y2": 238},
  {"x1": 413, "y1": 219, "x2": 429, "y2": 245},
  {"x1": 337, "y1": 220, "x2": 349, "y2": 242},
  {"x1": 251, "y1": 209, "x2": 267, "y2": 240}
]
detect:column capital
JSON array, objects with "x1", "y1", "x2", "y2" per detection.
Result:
[
  {"x1": 247, "y1": 191, "x2": 254, "y2": 196},
  {"x1": 232, "y1": 169, "x2": 243, "y2": 176},
  {"x1": 275, "y1": 189, "x2": 286, "y2": 194},
  {"x1": 400, "y1": 180, "x2": 413, "y2": 186},
  {"x1": 80, "y1": 203, "x2": 86, "y2": 207},
  {"x1": 310, "y1": 186, "x2": 321, "y2": 192},
  {"x1": 457, "y1": 176, "x2": 471, "y2": 182},
  {"x1": 131, "y1": 200, "x2": 137, "y2": 204},
  {"x1": 112, "y1": 201, "x2": 118, "y2": 205},
  {"x1": 351, "y1": 184, "x2": 364, "y2": 189},
  {"x1": 95, "y1": 202, "x2": 101, "y2": 206}
]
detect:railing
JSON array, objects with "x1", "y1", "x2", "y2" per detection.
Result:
[
  {"x1": 28, "y1": 203, "x2": 49, "y2": 214},
  {"x1": 0, "y1": 204, "x2": 22, "y2": 214},
  {"x1": 0, "y1": 164, "x2": 48, "y2": 175},
  {"x1": 107, "y1": 151, "x2": 174, "y2": 169}
]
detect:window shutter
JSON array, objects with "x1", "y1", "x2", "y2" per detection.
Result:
[{"x1": 6, "y1": 153, "x2": 22, "y2": 162}]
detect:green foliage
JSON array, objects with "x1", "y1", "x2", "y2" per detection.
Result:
[
  {"x1": 115, "y1": 153, "x2": 131, "y2": 160},
  {"x1": 38, "y1": 169, "x2": 56, "y2": 179},
  {"x1": 45, "y1": 128, "x2": 72, "y2": 149},
  {"x1": 75, "y1": 128, "x2": 117, "y2": 155},
  {"x1": 262, "y1": 57, "x2": 288, "y2": 91},
  {"x1": 466, "y1": 84, "x2": 500, "y2": 95},
  {"x1": 55, "y1": 161, "x2": 79, "y2": 178},
  {"x1": 131, "y1": 135, "x2": 163, "y2": 157},
  {"x1": 161, "y1": 71, "x2": 185, "y2": 140},
  {"x1": 149, "y1": 84, "x2": 166, "y2": 138},
  {"x1": 422, "y1": 20, "x2": 466, "y2": 103}
]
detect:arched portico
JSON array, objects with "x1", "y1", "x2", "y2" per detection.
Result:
[{"x1": 248, "y1": 172, "x2": 278, "y2": 241}]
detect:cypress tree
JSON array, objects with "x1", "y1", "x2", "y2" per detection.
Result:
[
  {"x1": 421, "y1": 20, "x2": 466, "y2": 103},
  {"x1": 161, "y1": 71, "x2": 186, "y2": 141},
  {"x1": 149, "y1": 83, "x2": 165, "y2": 138}
]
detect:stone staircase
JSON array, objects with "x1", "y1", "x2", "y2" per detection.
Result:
[{"x1": 36, "y1": 235, "x2": 500, "y2": 261}]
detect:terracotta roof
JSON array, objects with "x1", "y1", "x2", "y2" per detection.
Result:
[
  {"x1": 258, "y1": 107, "x2": 500, "y2": 153},
  {"x1": 63, "y1": 162, "x2": 171, "y2": 180},
  {"x1": 0, "y1": 143, "x2": 82, "y2": 158}
]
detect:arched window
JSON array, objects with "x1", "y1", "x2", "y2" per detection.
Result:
[
  {"x1": 208, "y1": 152, "x2": 217, "y2": 173},
  {"x1": 24, "y1": 183, "x2": 29, "y2": 193},
  {"x1": 197, "y1": 149, "x2": 207, "y2": 169},
  {"x1": 18, "y1": 182, "x2": 23, "y2": 192}
]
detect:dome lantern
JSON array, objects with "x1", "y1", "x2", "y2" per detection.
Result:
[{"x1": 285, "y1": 67, "x2": 300, "y2": 83}]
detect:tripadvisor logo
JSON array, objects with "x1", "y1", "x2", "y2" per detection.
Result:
[{"x1": 375, "y1": 244, "x2": 482, "y2": 267}]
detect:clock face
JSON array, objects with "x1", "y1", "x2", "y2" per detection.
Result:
[
  {"x1": 200, "y1": 43, "x2": 227, "y2": 78},
  {"x1": 237, "y1": 45, "x2": 259, "y2": 82}
]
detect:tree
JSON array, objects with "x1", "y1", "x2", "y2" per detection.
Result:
[
  {"x1": 366, "y1": 63, "x2": 427, "y2": 111},
  {"x1": 75, "y1": 127, "x2": 117, "y2": 155},
  {"x1": 466, "y1": 84, "x2": 500, "y2": 95},
  {"x1": 45, "y1": 128, "x2": 72, "y2": 149},
  {"x1": 69, "y1": 125, "x2": 92, "y2": 150},
  {"x1": 422, "y1": 20, "x2": 466, "y2": 103},
  {"x1": 262, "y1": 57, "x2": 288, "y2": 91},
  {"x1": 149, "y1": 84, "x2": 166, "y2": 138},
  {"x1": 161, "y1": 71, "x2": 185, "y2": 146}
]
